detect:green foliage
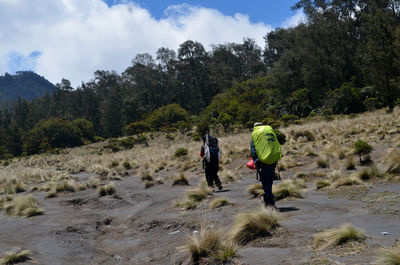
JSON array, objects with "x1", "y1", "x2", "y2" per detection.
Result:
[
  {"x1": 0, "y1": 146, "x2": 13, "y2": 160},
  {"x1": 125, "y1": 121, "x2": 150, "y2": 135},
  {"x1": 147, "y1": 103, "x2": 189, "y2": 130},
  {"x1": 174, "y1": 147, "x2": 188, "y2": 157},
  {"x1": 23, "y1": 118, "x2": 83, "y2": 155},
  {"x1": 196, "y1": 120, "x2": 209, "y2": 138},
  {"x1": 217, "y1": 112, "x2": 233, "y2": 131},
  {"x1": 326, "y1": 81, "x2": 365, "y2": 114},
  {"x1": 363, "y1": 97, "x2": 383, "y2": 111},
  {"x1": 354, "y1": 140, "x2": 373, "y2": 163},
  {"x1": 73, "y1": 118, "x2": 95, "y2": 140}
]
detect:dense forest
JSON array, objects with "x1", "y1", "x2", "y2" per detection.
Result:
[
  {"x1": 1, "y1": 0, "x2": 400, "y2": 159},
  {"x1": 0, "y1": 71, "x2": 55, "y2": 103}
]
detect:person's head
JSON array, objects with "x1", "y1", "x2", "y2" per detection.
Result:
[{"x1": 253, "y1": 122, "x2": 264, "y2": 128}]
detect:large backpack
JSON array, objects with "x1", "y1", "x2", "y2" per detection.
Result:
[
  {"x1": 204, "y1": 134, "x2": 219, "y2": 163},
  {"x1": 251, "y1": 125, "x2": 282, "y2": 165}
]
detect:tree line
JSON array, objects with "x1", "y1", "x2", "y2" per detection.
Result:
[{"x1": 1, "y1": 0, "x2": 400, "y2": 158}]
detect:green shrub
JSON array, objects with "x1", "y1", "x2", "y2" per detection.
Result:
[
  {"x1": 125, "y1": 121, "x2": 150, "y2": 135},
  {"x1": 174, "y1": 147, "x2": 188, "y2": 157},
  {"x1": 354, "y1": 140, "x2": 373, "y2": 163},
  {"x1": 122, "y1": 161, "x2": 132, "y2": 169},
  {"x1": 196, "y1": 120, "x2": 209, "y2": 138},
  {"x1": 73, "y1": 118, "x2": 95, "y2": 141},
  {"x1": 147, "y1": 103, "x2": 189, "y2": 130},
  {"x1": 23, "y1": 118, "x2": 83, "y2": 155}
]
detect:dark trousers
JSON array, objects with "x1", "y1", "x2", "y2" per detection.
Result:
[
  {"x1": 204, "y1": 161, "x2": 221, "y2": 188},
  {"x1": 259, "y1": 163, "x2": 277, "y2": 206}
]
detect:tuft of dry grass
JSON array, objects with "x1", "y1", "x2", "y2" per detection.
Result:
[
  {"x1": 55, "y1": 180, "x2": 77, "y2": 192},
  {"x1": 384, "y1": 148, "x2": 400, "y2": 174},
  {"x1": 312, "y1": 223, "x2": 366, "y2": 249},
  {"x1": 185, "y1": 226, "x2": 222, "y2": 263},
  {"x1": 209, "y1": 197, "x2": 230, "y2": 209},
  {"x1": 87, "y1": 176, "x2": 99, "y2": 188},
  {"x1": 182, "y1": 224, "x2": 237, "y2": 264},
  {"x1": 332, "y1": 175, "x2": 363, "y2": 188},
  {"x1": 187, "y1": 182, "x2": 212, "y2": 202},
  {"x1": 174, "y1": 199, "x2": 198, "y2": 210},
  {"x1": 273, "y1": 180, "x2": 304, "y2": 201},
  {"x1": 221, "y1": 170, "x2": 235, "y2": 183},
  {"x1": 140, "y1": 170, "x2": 153, "y2": 182},
  {"x1": 14, "y1": 181, "x2": 26, "y2": 193},
  {"x1": 144, "y1": 181, "x2": 154, "y2": 189},
  {"x1": 315, "y1": 179, "x2": 331, "y2": 190},
  {"x1": 0, "y1": 249, "x2": 31, "y2": 265},
  {"x1": 344, "y1": 157, "x2": 356, "y2": 170},
  {"x1": 376, "y1": 245, "x2": 400, "y2": 265},
  {"x1": 229, "y1": 207, "x2": 281, "y2": 245},
  {"x1": 246, "y1": 183, "x2": 263, "y2": 198},
  {"x1": 317, "y1": 155, "x2": 329, "y2": 168},
  {"x1": 98, "y1": 182, "x2": 116, "y2": 196},
  {"x1": 172, "y1": 173, "x2": 189, "y2": 186},
  {"x1": 3, "y1": 196, "x2": 44, "y2": 217}
]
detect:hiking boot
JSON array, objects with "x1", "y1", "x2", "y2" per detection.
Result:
[{"x1": 217, "y1": 185, "x2": 223, "y2": 191}]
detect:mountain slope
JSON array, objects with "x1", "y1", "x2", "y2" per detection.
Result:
[{"x1": 0, "y1": 71, "x2": 56, "y2": 103}]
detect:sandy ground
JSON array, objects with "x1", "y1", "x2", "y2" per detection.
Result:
[{"x1": 1, "y1": 153, "x2": 399, "y2": 265}]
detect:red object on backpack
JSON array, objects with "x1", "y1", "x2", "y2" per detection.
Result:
[{"x1": 246, "y1": 158, "x2": 256, "y2": 170}]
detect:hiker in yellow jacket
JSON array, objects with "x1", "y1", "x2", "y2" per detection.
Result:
[{"x1": 250, "y1": 123, "x2": 282, "y2": 207}]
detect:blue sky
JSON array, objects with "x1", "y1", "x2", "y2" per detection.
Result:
[
  {"x1": 0, "y1": 0, "x2": 304, "y2": 87},
  {"x1": 104, "y1": 0, "x2": 300, "y2": 27}
]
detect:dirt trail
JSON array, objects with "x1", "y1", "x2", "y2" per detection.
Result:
[{"x1": 1, "y1": 157, "x2": 399, "y2": 265}]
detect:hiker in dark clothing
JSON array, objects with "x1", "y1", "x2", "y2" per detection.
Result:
[
  {"x1": 250, "y1": 122, "x2": 281, "y2": 207},
  {"x1": 200, "y1": 134, "x2": 222, "y2": 191}
]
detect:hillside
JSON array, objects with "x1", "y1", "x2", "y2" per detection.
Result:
[
  {"x1": 0, "y1": 71, "x2": 56, "y2": 103},
  {"x1": 0, "y1": 108, "x2": 399, "y2": 264}
]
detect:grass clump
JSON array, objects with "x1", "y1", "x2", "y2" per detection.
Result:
[
  {"x1": 140, "y1": 170, "x2": 153, "y2": 182},
  {"x1": 344, "y1": 157, "x2": 356, "y2": 170},
  {"x1": 0, "y1": 249, "x2": 31, "y2": 265},
  {"x1": 183, "y1": 225, "x2": 237, "y2": 264},
  {"x1": 14, "y1": 181, "x2": 26, "y2": 193},
  {"x1": 273, "y1": 180, "x2": 304, "y2": 201},
  {"x1": 246, "y1": 183, "x2": 263, "y2": 198},
  {"x1": 87, "y1": 176, "x2": 99, "y2": 188},
  {"x1": 45, "y1": 190, "x2": 58, "y2": 199},
  {"x1": 229, "y1": 207, "x2": 281, "y2": 245},
  {"x1": 174, "y1": 147, "x2": 188, "y2": 157},
  {"x1": 3, "y1": 196, "x2": 44, "y2": 217},
  {"x1": 317, "y1": 155, "x2": 329, "y2": 168},
  {"x1": 312, "y1": 223, "x2": 365, "y2": 249},
  {"x1": 209, "y1": 197, "x2": 230, "y2": 209},
  {"x1": 294, "y1": 130, "x2": 315, "y2": 141},
  {"x1": 174, "y1": 199, "x2": 198, "y2": 210},
  {"x1": 98, "y1": 182, "x2": 116, "y2": 196},
  {"x1": 384, "y1": 148, "x2": 400, "y2": 174},
  {"x1": 144, "y1": 181, "x2": 154, "y2": 189},
  {"x1": 332, "y1": 175, "x2": 362, "y2": 188},
  {"x1": 315, "y1": 179, "x2": 331, "y2": 190},
  {"x1": 172, "y1": 173, "x2": 189, "y2": 186},
  {"x1": 55, "y1": 180, "x2": 77, "y2": 192},
  {"x1": 122, "y1": 161, "x2": 132, "y2": 169},
  {"x1": 187, "y1": 182, "x2": 212, "y2": 202},
  {"x1": 376, "y1": 245, "x2": 400, "y2": 265}
]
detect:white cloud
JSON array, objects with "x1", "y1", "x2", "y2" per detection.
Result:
[
  {"x1": 281, "y1": 10, "x2": 306, "y2": 28},
  {"x1": 0, "y1": 0, "x2": 272, "y2": 87}
]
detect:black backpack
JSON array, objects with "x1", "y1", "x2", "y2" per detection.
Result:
[{"x1": 204, "y1": 134, "x2": 219, "y2": 162}]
